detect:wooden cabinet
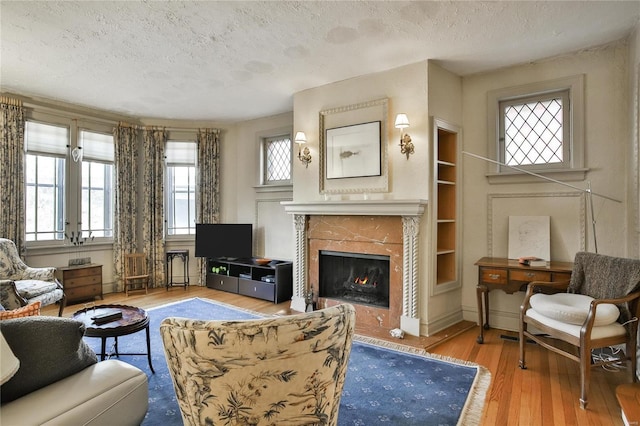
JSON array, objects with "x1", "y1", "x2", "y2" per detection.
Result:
[
  {"x1": 207, "y1": 274, "x2": 239, "y2": 293},
  {"x1": 474, "y1": 257, "x2": 573, "y2": 343},
  {"x1": 432, "y1": 119, "x2": 461, "y2": 294},
  {"x1": 205, "y1": 258, "x2": 292, "y2": 303},
  {"x1": 56, "y1": 264, "x2": 103, "y2": 304}
]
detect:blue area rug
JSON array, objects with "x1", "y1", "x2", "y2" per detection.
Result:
[{"x1": 82, "y1": 297, "x2": 489, "y2": 425}]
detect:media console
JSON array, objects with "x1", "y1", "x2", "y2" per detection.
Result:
[{"x1": 205, "y1": 257, "x2": 293, "y2": 303}]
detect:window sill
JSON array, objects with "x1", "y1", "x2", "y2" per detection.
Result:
[
  {"x1": 486, "y1": 168, "x2": 589, "y2": 185},
  {"x1": 166, "y1": 235, "x2": 195, "y2": 243},
  {"x1": 254, "y1": 184, "x2": 293, "y2": 193},
  {"x1": 26, "y1": 241, "x2": 114, "y2": 256}
]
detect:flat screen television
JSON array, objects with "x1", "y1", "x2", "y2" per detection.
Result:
[{"x1": 195, "y1": 223, "x2": 253, "y2": 259}]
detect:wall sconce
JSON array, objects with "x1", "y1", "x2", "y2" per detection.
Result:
[
  {"x1": 394, "y1": 113, "x2": 414, "y2": 159},
  {"x1": 295, "y1": 131, "x2": 312, "y2": 168}
]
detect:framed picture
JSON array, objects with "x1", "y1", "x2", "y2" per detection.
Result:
[
  {"x1": 320, "y1": 98, "x2": 388, "y2": 194},
  {"x1": 325, "y1": 121, "x2": 381, "y2": 179}
]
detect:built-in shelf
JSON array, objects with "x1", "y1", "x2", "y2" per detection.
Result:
[{"x1": 432, "y1": 118, "x2": 462, "y2": 293}]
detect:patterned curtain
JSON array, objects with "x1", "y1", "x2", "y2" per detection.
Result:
[
  {"x1": 196, "y1": 129, "x2": 221, "y2": 285},
  {"x1": 142, "y1": 127, "x2": 166, "y2": 288},
  {"x1": 0, "y1": 97, "x2": 26, "y2": 255},
  {"x1": 113, "y1": 124, "x2": 139, "y2": 292}
]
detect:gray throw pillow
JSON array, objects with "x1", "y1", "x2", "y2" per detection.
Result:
[{"x1": 0, "y1": 316, "x2": 98, "y2": 403}]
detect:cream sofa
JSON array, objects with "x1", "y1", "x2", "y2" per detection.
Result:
[
  {"x1": 1, "y1": 316, "x2": 148, "y2": 426},
  {"x1": 1, "y1": 360, "x2": 148, "y2": 426}
]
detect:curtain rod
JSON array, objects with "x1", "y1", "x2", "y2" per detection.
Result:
[
  {"x1": 16, "y1": 100, "x2": 219, "y2": 133},
  {"x1": 0, "y1": 96, "x2": 23, "y2": 107},
  {"x1": 116, "y1": 123, "x2": 220, "y2": 133}
]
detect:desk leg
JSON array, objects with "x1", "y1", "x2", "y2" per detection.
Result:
[
  {"x1": 483, "y1": 288, "x2": 490, "y2": 329},
  {"x1": 476, "y1": 285, "x2": 488, "y2": 344},
  {"x1": 146, "y1": 325, "x2": 155, "y2": 374}
]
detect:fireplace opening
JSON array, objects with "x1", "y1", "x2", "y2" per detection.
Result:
[{"x1": 319, "y1": 250, "x2": 390, "y2": 308}]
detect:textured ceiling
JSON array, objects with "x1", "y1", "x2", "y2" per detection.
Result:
[{"x1": 1, "y1": 1, "x2": 639, "y2": 122}]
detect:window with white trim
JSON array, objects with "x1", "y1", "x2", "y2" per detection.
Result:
[
  {"x1": 24, "y1": 118, "x2": 115, "y2": 244},
  {"x1": 262, "y1": 134, "x2": 292, "y2": 184},
  {"x1": 165, "y1": 140, "x2": 196, "y2": 236},
  {"x1": 80, "y1": 130, "x2": 114, "y2": 239},
  {"x1": 487, "y1": 75, "x2": 585, "y2": 181},
  {"x1": 25, "y1": 121, "x2": 67, "y2": 242}
]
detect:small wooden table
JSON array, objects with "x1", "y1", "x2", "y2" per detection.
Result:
[
  {"x1": 72, "y1": 304, "x2": 154, "y2": 373},
  {"x1": 166, "y1": 249, "x2": 189, "y2": 290},
  {"x1": 616, "y1": 383, "x2": 640, "y2": 426},
  {"x1": 475, "y1": 257, "x2": 573, "y2": 344}
]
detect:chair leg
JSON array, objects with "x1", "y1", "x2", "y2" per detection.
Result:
[
  {"x1": 579, "y1": 343, "x2": 591, "y2": 409},
  {"x1": 627, "y1": 333, "x2": 638, "y2": 383},
  {"x1": 57, "y1": 293, "x2": 67, "y2": 317}
]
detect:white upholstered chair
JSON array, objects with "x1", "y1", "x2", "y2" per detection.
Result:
[
  {"x1": 160, "y1": 303, "x2": 355, "y2": 426},
  {"x1": 0, "y1": 238, "x2": 66, "y2": 316},
  {"x1": 519, "y1": 251, "x2": 640, "y2": 409}
]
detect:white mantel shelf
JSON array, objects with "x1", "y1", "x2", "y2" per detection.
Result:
[{"x1": 281, "y1": 199, "x2": 428, "y2": 216}]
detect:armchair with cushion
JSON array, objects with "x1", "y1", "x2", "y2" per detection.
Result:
[
  {"x1": 0, "y1": 238, "x2": 66, "y2": 316},
  {"x1": 519, "y1": 251, "x2": 640, "y2": 409},
  {"x1": 160, "y1": 303, "x2": 356, "y2": 426}
]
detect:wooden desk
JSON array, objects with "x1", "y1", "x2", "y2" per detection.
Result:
[{"x1": 475, "y1": 257, "x2": 573, "y2": 344}]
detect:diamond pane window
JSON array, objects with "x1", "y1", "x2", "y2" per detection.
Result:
[
  {"x1": 264, "y1": 135, "x2": 291, "y2": 183},
  {"x1": 499, "y1": 89, "x2": 570, "y2": 170}
]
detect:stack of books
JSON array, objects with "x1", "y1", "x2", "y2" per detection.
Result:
[
  {"x1": 517, "y1": 256, "x2": 548, "y2": 267},
  {"x1": 91, "y1": 309, "x2": 123, "y2": 324}
]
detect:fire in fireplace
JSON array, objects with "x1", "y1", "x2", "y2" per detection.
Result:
[{"x1": 319, "y1": 250, "x2": 390, "y2": 308}]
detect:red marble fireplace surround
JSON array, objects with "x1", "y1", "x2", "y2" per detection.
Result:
[
  {"x1": 308, "y1": 215, "x2": 403, "y2": 330},
  {"x1": 283, "y1": 199, "x2": 426, "y2": 336}
]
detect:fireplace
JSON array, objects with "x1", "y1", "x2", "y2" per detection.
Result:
[
  {"x1": 319, "y1": 250, "x2": 390, "y2": 308},
  {"x1": 282, "y1": 200, "x2": 427, "y2": 335}
]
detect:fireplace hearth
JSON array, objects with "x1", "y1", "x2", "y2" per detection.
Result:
[{"x1": 319, "y1": 250, "x2": 390, "y2": 308}]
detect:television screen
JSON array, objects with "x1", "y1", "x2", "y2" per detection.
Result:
[{"x1": 195, "y1": 223, "x2": 253, "y2": 259}]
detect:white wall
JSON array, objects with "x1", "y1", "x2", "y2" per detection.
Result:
[
  {"x1": 293, "y1": 61, "x2": 430, "y2": 203},
  {"x1": 460, "y1": 40, "x2": 631, "y2": 331},
  {"x1": 292, "y1": 61, "x2": 467, "y2": 334},
  {"x1": 232, "y1": 112, "x2": 294, "y2": 260},
  {"x1": 425, "y1": 62, "x2": 464, "y2": 332}
]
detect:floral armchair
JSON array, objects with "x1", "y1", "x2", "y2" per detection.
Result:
[
  {"x1": 0, "y1": 238, "x2": 66, "y2": 316},
  {"x1": 160, "y1": 303, "x2": 356, "y2": 426}
]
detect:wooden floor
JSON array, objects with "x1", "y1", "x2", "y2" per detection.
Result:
[{"x1": 43, "y1": 286, "x2": 631, "y2": 425}]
